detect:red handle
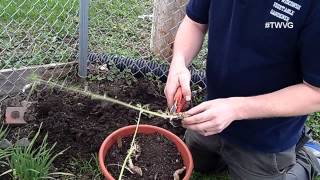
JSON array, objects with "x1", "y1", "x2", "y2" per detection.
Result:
[{"x1": 174, "y1": 87, "x2": 187, "y2": 113}]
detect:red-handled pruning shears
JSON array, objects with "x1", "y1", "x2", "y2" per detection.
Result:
[{"x1": 170, "y1": 87, "x2": 187, "y2": 113}]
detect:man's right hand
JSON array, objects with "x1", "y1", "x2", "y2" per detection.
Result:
[
  {"x1": 164, "y1": 16, "x2": 207, "y2": 109},
  {"x1": 164, "y1": 60, "x2": 192, "y2": 108}
]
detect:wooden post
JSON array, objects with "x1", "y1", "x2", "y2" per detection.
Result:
[{"x1": 150, "y1": 0, "x2": 188, "y2": 61}]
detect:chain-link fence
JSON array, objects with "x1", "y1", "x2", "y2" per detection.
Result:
[
  {"x1": 86, "y1": 0, "x2": 207, "y2": 87},
  {"x1": 0, "y1": 0, "x2": 79, "y2": 101},
  {"x1": 0, "y1": 0, "x2": 207, "y2": 103},
  {"x1": 89, "y1": 0, "x2": 154, "y2": 59}
]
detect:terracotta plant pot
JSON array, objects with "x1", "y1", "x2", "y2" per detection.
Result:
[{"x1": 99, "y1": 125, "x2": 194, "y2": 180}]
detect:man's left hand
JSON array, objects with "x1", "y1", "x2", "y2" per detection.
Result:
[{"x1": 182, "y1": 98, "x2": 242, "y2": 136}]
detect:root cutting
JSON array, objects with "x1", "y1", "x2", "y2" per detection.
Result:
[
  {"x1": 118, "y1": 111, "x2": 143, "y2": 180},
  {"x1": 173, "y1": 167, "x2": 186, "y2": 180},
  {"x1": 31, "y1": 77, "x2": 181, "y2": 120}
]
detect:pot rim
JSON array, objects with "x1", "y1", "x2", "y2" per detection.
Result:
[{"x1": 98, "y1": 124, "x2": 193, "y2": 180}]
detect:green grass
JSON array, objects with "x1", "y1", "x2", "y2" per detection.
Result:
[
  {"x1": 0, "y1": 125, "x2": 10, "y2": 168},
  {"x1": 69, "y1": 154, "x2": 103, "y2": 179},
  {"x1": 0, "y1": 0, "x2": 153, "y2": 69},
  {"x1": 0, "y1": 0, "x2": 79, "y2": 69},
  {"x1": 0, "y1": 0, "x2": 78, "y2": 29},
  {"x1": 307, "y1": 112, "x2": 320, "y2": 140},
  {"x1": 6, "y1": 125, "x2": 73, "y2": 180},
  {"x1": 88, "y1": 0, "x2": 153, "y2": 58}
]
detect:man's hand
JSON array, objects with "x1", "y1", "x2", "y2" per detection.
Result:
[
  {"x1": 164, "y1": 60, "x2": 192, "y2": 108},
  {"x1": 182, "y1": 98, "x2": 242, "y2": 136},
  {"x1": 182, "y1": 82, "x2": 320, "y2": 136},
  {"x1": 164, "y1": 16, "x2": 207, "y2": 108}
]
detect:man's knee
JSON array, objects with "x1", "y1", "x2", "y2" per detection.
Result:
[
  {"x1": 185, "y1": 129, "x2": 220, "y2": 150},
  {"x1": 222, "y1": 141, "x2": 297, "y2": 180},
  {"x1": 185, "y1": 129, "x2": 198, "y2": 148},
  {"x1": 288, "y1": 147, "x2": 320, "y2": 180},
  {"x1": 286, "y1": 163, "x2": 309, "y2": 180},
  {"x1": 185, "y1": 130, "x2": 226, "y2": 173}
]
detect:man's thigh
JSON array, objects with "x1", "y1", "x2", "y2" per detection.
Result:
[
  {"x1": 220, "y1": 139, "x2": 313, "y2": 180},
  {"x1": 185, "y1": 129, "x2": 227, "y2": 173},
  {"x1": 286, "y1": 147, "x2": 320, "y2": 180}
]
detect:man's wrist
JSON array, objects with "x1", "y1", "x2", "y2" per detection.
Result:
[
  {"x1": 171, "y1": 53, "x2": 190, "y2": 67},
  {"x1": 230, "y1": 97, "x2": 253, "y2": 121},
  {"x1": 169, "y1": 57, "x2": 189, "y2": 76}
]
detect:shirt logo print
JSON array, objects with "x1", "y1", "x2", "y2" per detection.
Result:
[{"x1": 270, "y1": 0, "x2": 302, "y2": 22}]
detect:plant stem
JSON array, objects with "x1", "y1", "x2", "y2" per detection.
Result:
[
  {"x1": 118, "y1": 111, "x2": 142, "y2": 180},
  {"x1": 25, "y1": 82, "x2": 37, "y2": 102},
  {"x1": 33, "y1": 78, "x2": 178, "y2": 119}
]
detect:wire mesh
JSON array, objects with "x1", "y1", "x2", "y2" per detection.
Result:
[
  {"x1": 0, "y1": 0, "x2": 79, "y2": 102},
  {"x1": 0, "y1": 0, "x2": 207, "y2": 103},
  {"x1": 88, "y1": 0, "x2": 207, "y2": 87},
  {"x1": 89, "y1": 0, "x2": 153, "y2": 59}
]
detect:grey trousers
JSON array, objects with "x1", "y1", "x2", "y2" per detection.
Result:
[{"x1": 185, "y1": 129, "x2": 320, "y2": 180}]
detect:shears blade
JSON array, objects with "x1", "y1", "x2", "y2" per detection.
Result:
[
  {"x1": 170, "y1": 87, "x2": 186, "y2": 114},
  {"x1": 170, "y1": 100, "x2": 178, "y2": 114}
]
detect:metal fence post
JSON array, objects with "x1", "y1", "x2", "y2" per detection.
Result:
[{"x1": 79, "y1": 0, "x2": 89, "y2": 78}]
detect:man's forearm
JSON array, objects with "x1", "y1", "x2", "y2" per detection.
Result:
[
  {"x1": 172, "y1": 16, "x2": 207, "y2": 67},
  {"x1": 235, "y1": 83, "x2": 320, "y2": 120}
]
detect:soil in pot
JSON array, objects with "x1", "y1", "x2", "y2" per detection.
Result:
[{"x1": 106, "y1": 133, "x2": 185, "y2": 180}]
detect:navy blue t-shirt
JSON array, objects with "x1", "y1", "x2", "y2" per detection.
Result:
[{"x1": 187, "y1": 0, "x2": 320, "y2": 153}]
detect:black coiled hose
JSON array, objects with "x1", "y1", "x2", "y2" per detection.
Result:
[{"x1": 88, "y1": 53, "x2": 206, "y2": 88}]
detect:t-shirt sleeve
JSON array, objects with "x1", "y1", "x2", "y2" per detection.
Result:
[
  {"x1": 299, "y1": 2, "x2": 320, "y2": 87},
  {"x1": 186, "y1": 0, "x2": 211, "y2": 24}
]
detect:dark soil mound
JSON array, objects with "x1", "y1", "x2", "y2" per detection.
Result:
[{"x1": 2, "y1": 78, "x2": 185, "y2": 174}]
